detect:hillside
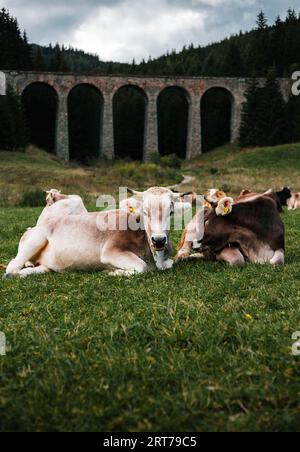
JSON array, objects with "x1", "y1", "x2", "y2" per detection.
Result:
[
  {"x1": 1, "y1": 143, "x2": 300, "y2": 206},
  {"x1": 0, "y1": 146, "x2": 181, "y2": 206}
]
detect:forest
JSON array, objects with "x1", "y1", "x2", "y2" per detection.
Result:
[{"x1": 1, "y1": 7, "x2": 300, "y2": 161}]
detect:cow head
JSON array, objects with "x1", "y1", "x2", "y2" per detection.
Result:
[
  {"x1": 276, "y1": 187, "x2": 292, "y2": 207},
  {"x1": 45, "y1": 189, "x2": 62, "y2": 206},
  {"x1": 205, "y1": 189, "x2": 227, "y2": 205},
  {"x1": 127, "y1": 187, "x2": 189, "y2": 270},
  {"x1": 288, "y1": 192, "x2": 299, "y2": 210}
]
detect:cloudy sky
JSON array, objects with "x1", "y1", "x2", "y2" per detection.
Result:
[{"x1": 3, "y1": 0, "x2": 300, "y2": 62}]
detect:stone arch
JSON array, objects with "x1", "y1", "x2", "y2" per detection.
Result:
[
  {"x1": 157, "y1": 86, "x2": 191, "y2": 159},
  {"x1": 113, "y1": 84, "x2": 148, "y2": 161},
  {"x1": 201, "y1": 86, "x2": 234, "y2": 153},
  {"x1": 21, "y1": 82, "x2": 58, "y2": 153},
  {"x1": 68, "y1": 83, "x2": 104, "y2": 164}
]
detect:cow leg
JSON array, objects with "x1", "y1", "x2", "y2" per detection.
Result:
[
  {"x1": 270, "y1": 249, "x2": 285, "y2": 265},
  {"x1": 101, "y1": 248, "x2": 148, "y2": 276},
  {"x1": 176, "y1": 211, "x2": 205, "y2": 262},
  {"x1": 5, "y1": 227, "x2": 48, "y2": 278},
  {"x1": 18, "y1": 265, "x2": 50, "y2": 279},
  {"x1": 216, "y1": 247, "x2": 245, "y2": 266}
]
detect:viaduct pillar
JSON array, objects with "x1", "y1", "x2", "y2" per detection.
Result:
[
  {"x1": 102, "y1": 94, "x2": 114, "y2": 160},
  {"x1": 187, "y1": 94, "x2": 202, "y2": 159},
  {"x1": 55, "y1": 94, "x2": 69, "y2": 161},
  {"x1": 144, "y1": 93, "x2": 159, "y2": 163}
]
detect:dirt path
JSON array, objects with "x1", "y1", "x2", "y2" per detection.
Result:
[{"x1": 169, "y1": 174, "x2": 196, "y2": 191}]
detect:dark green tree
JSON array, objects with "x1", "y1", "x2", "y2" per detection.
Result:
[
  {"x1": 257, "y1": 70, "x2": 286, "y2": 146},
  {"x1": 222, "y1": 40, "x2": 243, "y2": 76},
  {"x1": 0, "y1": 86, "x2": 28, "y2": 150},
  {"x1": 286, "y1": 95, "x2": 300, "y2": 143},
  {"x1": 0, "y1": 8, "x2": 32, "y2": 70},
  {"x1": 239, "y1": 79, "x2": 261, "y2": 147}
]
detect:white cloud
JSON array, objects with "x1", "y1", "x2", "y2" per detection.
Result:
[
  {"x1": 71, "y1": 0, "x2": 207, "y2": 62},
  {"x1": 3, "y1": 0, "x2": 300, "y2": 62}
]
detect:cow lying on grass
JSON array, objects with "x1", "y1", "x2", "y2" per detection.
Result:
[
  {"x1": 237, "y1": 187, "x2": 292, "y2": 212},
  {"x1": 4, "y1": 187, "x2": 188, "y2": 279},
  {"x1": 288, "y1": 192, "x2": 300, "y2": 210},
  {"x1": 38, "y1": 189, "x2": 88, "y2": 224},
  {"x1": 20, "y1": 189, "x2": 88, "y2": 270},
  {"x1": 176, "y1": 194, "x2": 285, "y2": 266}
]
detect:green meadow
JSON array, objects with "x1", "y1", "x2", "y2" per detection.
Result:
[{"x1": 0, "y1": 144, "x2": 300, "y2": 432}]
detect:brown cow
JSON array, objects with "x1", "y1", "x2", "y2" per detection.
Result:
[
  {"x1": 237, "y1": 187, "x2": 291, "y2": 212},
  {"x1": 176, "y1": 195, "x2": 285, "y2": 266}
]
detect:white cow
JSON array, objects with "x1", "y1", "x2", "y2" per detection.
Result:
[
  {"x1": 37, "y1": 189, "x2": 87, "y2": 225},
  {"x1": 4, "y1": 187, "x2": 187, "y2": 279},
  {"x1": 19, "y1": 189, "x2": 88, "y2": 270},
  {"x1": 119, "y1": 196, "x2": 143, "y2": 216}
]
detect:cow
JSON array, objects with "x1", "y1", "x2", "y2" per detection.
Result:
[
  {"x1": 288, "y1": 192, "x2": 300, "y2": 210},
  {"x1": 19, "y1": 189, "x2": 88, "y2": 270},
  {"x1": 176, "y1": 194, "x2": 285, "y2": 266},
  {"x1": 119, "y1": 196, "x2": 143, "y2": 216},
  {"x1": 237, "y1": 187, "x2": 291, "y2": 212},
  {"x1": 38, "y1": 189, "x2": 88, "y2": 225},
  {"x1": 173, "y1": 188, "x2": 227, "y2": 210},
  {"x1": 4, "y1": 187, "x2": 187, "y2": 279},
  {"x1": 205, "y1": 189, "x2": 227, "y2": 204}
]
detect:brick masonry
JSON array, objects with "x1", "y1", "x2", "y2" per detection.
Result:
[{"x1": 0, "y1": 71, "x2": 292, "y2": 162}]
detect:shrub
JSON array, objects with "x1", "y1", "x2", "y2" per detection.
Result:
[
  {"x1": 19, "y1": 188, "x2": 45, "y2": 207},
  {"x1": 160, "y1": 154, "x2": 182, "y2": 169}
]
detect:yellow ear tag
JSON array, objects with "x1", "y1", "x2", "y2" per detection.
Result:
[
  {"x1": 223, "y1": 206, "x2": 230, "y2": 215},
  {"x1": 129, "y1": 207, "x2": 135, "y2": 214}
]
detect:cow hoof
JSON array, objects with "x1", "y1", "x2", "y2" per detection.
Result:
[
  {"x1": 3, "y1": 273, "x2": 13, "y2": 280},
  {"x1": 175, "y1": 252, "x2": 190, "y2": 262}
]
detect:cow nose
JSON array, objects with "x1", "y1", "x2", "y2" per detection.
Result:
[{"x1": 151, "y1": 235, "x2": 167, "y2": 248}]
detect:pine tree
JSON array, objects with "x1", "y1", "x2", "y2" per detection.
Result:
[
  {"x1": 257, "y1": 70, "x2": 287, "y2": 146},
  {"x1": 0, "y1": 95, "x2": 13, "y2": 150},
  {"x1": 222, "y1": 40, "x2": 243, "y2": 76},
  {"x1": 256, "y1": 11, "x2": 268, "y2": 29},
  {"x1": 239, "y1": 79, "x2": 261, "y2": 147},
  {"x1": 0, "y1": 8, "x2": 32, "y2": 70},
  {"x1": 252, "y1": 11, "x2": 271, "y2": 76},
  {"x1": 34, "y1": 47, "x2": 46, "y2": 71},
  {"x1": 286, "y1": 95, "x2": 300, "y2": 143},
  {"x1": 6, "y1": 86, "x2": 28, "y2": 150},
  {"x1": 0, "y1": 86, "x2": 28, "y2": 151}
]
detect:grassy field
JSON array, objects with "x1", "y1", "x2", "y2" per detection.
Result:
[
  {"x1": 1, "y1": 144, "x2": 300, "y2": 432},
  {"x1": 0, "y1": 146, "x2": 182, "y2": 206}
]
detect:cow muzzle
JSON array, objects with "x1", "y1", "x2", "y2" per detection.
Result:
[{"x1": 151, "y1": 234, "x2": 167, "y2": 251}]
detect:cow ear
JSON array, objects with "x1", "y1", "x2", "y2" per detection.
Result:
[{"x1": 127, "y1": 188, "x2": 144, "y2": 199}]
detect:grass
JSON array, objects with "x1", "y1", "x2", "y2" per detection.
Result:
[
  {"x1": 1, "y1": 143, "x2": 300, "y2": 432},
  {"x1": 0, "y1": 146, "x2": 182, "y2": 206},
  {"x1": 182, "y1": 142, "x2": 300, "y2": 194}
]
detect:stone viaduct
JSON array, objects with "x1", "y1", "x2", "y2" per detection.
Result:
[{"x1": 0, "y1": 70, "x2": 292, "y2": 162}]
